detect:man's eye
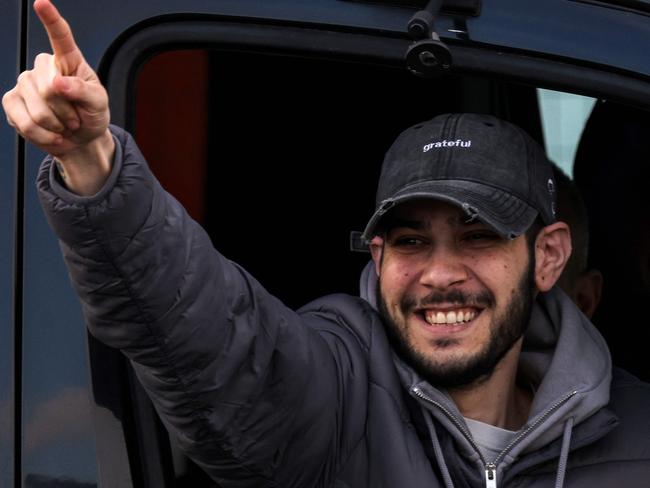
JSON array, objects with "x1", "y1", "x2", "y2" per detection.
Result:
[
  {"x1": 463, "y1": 231, "x2": 498, "y2": 242},
  {"x1": 394, "y1": 236, "x2": 424, "y2": 246}
]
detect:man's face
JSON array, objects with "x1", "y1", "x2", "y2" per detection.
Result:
[{"x1": 371, "y1": 199, "x2": 536, "y2": 389}]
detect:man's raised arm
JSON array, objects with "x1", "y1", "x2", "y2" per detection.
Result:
[
  {"x1": 2, "y1": 0, "x2": 114, "y2": 196},
  {"x1": 1, "y1": 4, "x2": 359, "y2": 485}
]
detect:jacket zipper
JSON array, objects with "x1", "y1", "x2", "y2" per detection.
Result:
[
  {"x1": 484, "y1": 462, "x2": 497, "y2": 488},
  {"x1": 412, "y1": 386, "x2": 578, "y2": 488}
]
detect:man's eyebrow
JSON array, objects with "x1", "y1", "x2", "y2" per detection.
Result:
[
  {"x1": 459, "y1": 214, "x2": 481, "y2": 227},
  {"x1": 381, "y1": 212, "x2": 487, "y2": 233},
  {"x1": 382, "y1": 217, "x2": 427, "y2": 232}
]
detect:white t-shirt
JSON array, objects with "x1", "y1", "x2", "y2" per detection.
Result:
[{"x1": 464, "y1": 417, "x2": 517, "y2": 462}]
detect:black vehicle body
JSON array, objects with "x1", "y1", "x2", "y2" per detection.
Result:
[{"x1": 2, "y1": 0, "x2": 650, "y2": 486}]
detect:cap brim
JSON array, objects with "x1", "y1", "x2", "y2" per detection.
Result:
[{"x1": 362, "y1": 179, "x2": 538, "y2": 241}]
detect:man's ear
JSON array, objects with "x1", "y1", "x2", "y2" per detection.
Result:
[
  {"x1": 369, "y1": 236, "x2": 384, "y2": 277},
  {"x1": 534, "y1": 222, "x2": 572, "y2": 292}
]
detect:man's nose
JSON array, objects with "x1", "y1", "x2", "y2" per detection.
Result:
[{"x1": 418, "y1": 248, "x2": 469, "y2": 290}]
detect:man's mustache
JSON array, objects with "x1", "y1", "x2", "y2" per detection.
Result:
[{"x1": 401, "y1": 289, "x2": 495, "y2": 314}]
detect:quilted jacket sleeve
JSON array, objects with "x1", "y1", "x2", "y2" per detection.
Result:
[{"x1": 36, "y1": 126, "x2": 352, "y2": 487}]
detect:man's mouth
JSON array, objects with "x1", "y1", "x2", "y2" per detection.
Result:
[{"x1": 421, "y1": 308, "x2": 480, "y2": 326}]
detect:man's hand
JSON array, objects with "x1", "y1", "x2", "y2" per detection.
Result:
[{"x1": 2, "y1": 0, "x2": 114, "y2": 196}]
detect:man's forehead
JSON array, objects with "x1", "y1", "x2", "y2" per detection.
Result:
[{"x1": 385, "y1": 199, "x2": 482, "y2": 229}]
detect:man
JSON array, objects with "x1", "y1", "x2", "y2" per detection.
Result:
[{"x1": 3, "y1": 1, "x2": 650, "y2": 486}]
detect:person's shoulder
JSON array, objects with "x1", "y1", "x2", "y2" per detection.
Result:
[
  {"x1": 609, "y1": 367, "x2": 650, "y2": 410},
  {"x1": 298, "y1": 293, "x2": 385, "y2": 351},
  {"x1": 610, "y1": 366, "x2": 650, "y2": 396},
  {"x1": 606, "y1": 367, "x2": 650, "y2": 456}
]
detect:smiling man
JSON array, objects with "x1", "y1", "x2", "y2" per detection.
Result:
[
  {"x1": 353, "y1": 115, "x2": 627, "y2": 485},
  {"x1": 374, "y1": 199, "x2": 535, "y2": 384},
  {"x1": 3, "y1": 2, "x2": 650, "y2": 487},
  {"x1": 363, "y1": 115, "x2": 566, "y2": 437}
]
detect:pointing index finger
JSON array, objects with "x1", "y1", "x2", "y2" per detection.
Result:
[{"x1": 33, "y1": 0, "x2": 83, "y2": 75}]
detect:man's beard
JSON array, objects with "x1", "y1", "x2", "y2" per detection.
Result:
[{"x1": 377, "y1": 259, "x2": 535, "y2": 391}]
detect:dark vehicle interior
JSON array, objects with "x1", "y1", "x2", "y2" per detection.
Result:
[
  {"x1": 133, "y1": 50, "x2": 545, "y2": 310},
  {"x1": 574, "y1": 101, "x2": 650, "y2": 378}
]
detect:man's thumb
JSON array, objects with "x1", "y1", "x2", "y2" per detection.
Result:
[
  {"x1": 53, "y1": 74, "x2": 72, "y2": 93},
  {"x1": 53, "y1": 75, "x2": 106, "y2": 111}
]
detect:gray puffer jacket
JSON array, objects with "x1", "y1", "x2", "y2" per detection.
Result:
[{"x1": 37, "y1": 127, "x2": 650, "y2": 487}]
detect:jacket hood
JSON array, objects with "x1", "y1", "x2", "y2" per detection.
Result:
[{"x1": 359, "y1": 261, "x2": 613, "y2": 457}]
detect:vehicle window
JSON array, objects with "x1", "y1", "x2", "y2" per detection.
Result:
[
  {"x1": 537, "y1": 88, "x2": 596, "y2": 177},
  {"x1": 114, "y1": 35, "x2": 650, "y2": 487},
  {"x1": 134, "y1": 49, "x2": 545, "y2": 309},
  {"x1": 131, "y1": 47, "x2": 620, "y2": 485}
]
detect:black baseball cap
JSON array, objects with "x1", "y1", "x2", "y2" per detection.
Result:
[{"x1": 362, "y1": 113, "x2": 556, "y2": 241}]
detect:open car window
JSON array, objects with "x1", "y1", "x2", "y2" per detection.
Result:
[
  {"x1": 537, "y1": 89, "x2": 597, "y2": 177},
  {"x1": 116, "y1": 41, "x2": 650, "y2": 485}
]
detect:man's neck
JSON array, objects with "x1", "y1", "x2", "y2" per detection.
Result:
[{"x1": 448, "y1": 339, "x2": 532, "y2": 431}]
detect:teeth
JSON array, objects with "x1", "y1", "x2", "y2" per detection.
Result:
[{"x1": 425, "y1": 309, "x2": 477, "y2": 325}]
